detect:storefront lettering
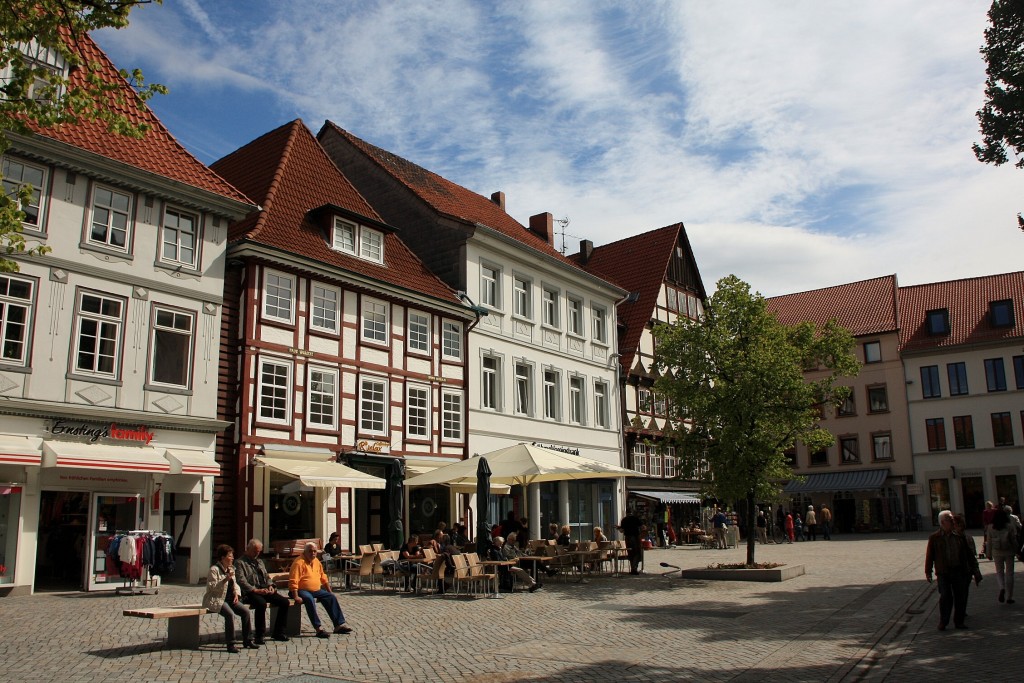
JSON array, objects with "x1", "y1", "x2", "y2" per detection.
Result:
[
  {"x1": 531, "y1": 442, "x2": 580, "y2": 456},
  {"x1": 48, "y1": 420, "x2": 156, "y2": 445},
  {"x1": 356, "y1": 440, "x2": 389, "y2": 453},
  {"x1": 109, "y1": 424, "x2": 156, "y2": 445}
]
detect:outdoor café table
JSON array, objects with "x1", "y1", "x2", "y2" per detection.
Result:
[
  {"x1": 679, "y1": 530, "x2": 704, "y2": 545},
  {"x1": 480, "y1": 559, "x2": 516, "y2": 597},
  {"x1": 566, "y1": 550, "x2": 592, "y2": 583},
  {"x1": 516, "y1": 555, "x2": 552, "y2": 582}
]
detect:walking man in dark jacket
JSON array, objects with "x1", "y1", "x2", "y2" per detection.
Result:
[{"x1": 925, "y1": 510, "x2": 982, "y2": 631}]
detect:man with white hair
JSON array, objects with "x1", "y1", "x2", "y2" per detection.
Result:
[
  {"x1": 288, "y1": 542, "x2": 352, "y2": 637},
  {"x1": 236, "y1": 538, "x2": 291, "y2": 642},
  {"x1": 925, "y1": 510, "x2": 981, "y2": 631}
]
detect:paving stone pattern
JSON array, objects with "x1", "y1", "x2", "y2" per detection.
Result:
[{"x1": 0, "y1": 532, "x2": 1019, "y2": 682}]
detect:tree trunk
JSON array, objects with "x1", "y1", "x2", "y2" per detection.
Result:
[{"x1": 745, "y1": 491, "x2": 757, "y2": 566}]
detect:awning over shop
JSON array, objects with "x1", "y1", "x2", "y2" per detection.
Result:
[
  {"x1": 0, "y1": 436, "x2": 42, "y2": 466},
  {"x1": 42, "y1": 440, "x2": 170, "y2": 473},
  {"x1": 256, "y1": 456, "x2": 386, "y2": 489},
  {"x1": 165, "y1": 449, "x2": 220, "y2": 476},
  {"x1": 632, "y1": 490, "x2": 703, "y2": 504},
  {"x1": 783, "y1": 468, "x2": 890, "y2": 494}
]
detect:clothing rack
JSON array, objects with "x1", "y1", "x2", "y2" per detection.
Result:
[{"x1": 112, "y1": 530, "x2": 171, "y2": 595}]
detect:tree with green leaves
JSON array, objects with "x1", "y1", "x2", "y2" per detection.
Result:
[
  {"x1": 1, "y1": 0, "x2": 165, "y2": 271},
  {"x1": 653, "y1": 276, "x2": 858, "y2": 566}
]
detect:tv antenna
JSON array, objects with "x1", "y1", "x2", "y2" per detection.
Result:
[{"x1": 555, "y1": 216, "x2": 576, "y2": 254}]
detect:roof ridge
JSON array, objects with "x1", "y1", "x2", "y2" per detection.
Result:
[
  {"x1": 767, "y1": 273, "x2": 897, "y2": 300},
  {"x1": 245, "y1": 119, "x2": 305, "y2": 240},
  {"x1": 898, "y1": 269, "x2": 1024, "y2": 292}
]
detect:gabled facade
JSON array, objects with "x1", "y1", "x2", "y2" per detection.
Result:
[
  {"x1": 899, "y1": 271, "x2": 1024, "y2": 528},
  {"x1": 210, "y1": 121, "x2": 473, "y2": 552},
  {"x1": 767, "y1": 276, "x2": 912, "y2": 533},
  {"x1": 572, "y1": 224, "x2": 708, "y2": 526},
  {"x1": 318, "y1": 123, "x2": 628, "y2": 542},
  {"x1": 0, "y1": 34, "x2": 253, "y2": 594}
]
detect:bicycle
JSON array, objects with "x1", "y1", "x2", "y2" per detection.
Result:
[{"x1": 770, "y1": 522, "x2": 786, "y2": 544}]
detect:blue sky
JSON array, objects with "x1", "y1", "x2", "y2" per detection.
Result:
[{"x1": 94, "y1": 1, "x2": 1022, "y2": 297}]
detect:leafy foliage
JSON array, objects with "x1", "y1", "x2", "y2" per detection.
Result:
[{"x1": 654, "y1": 276, "x2": 858, "y2": 564}]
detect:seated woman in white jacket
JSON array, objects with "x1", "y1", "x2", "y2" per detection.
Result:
[{"x1": 202, "y1": 544, "x2": 256, "y2": 653}]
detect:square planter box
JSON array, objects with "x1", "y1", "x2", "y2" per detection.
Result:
[{"x1": 679, "y1": 564, "x2": 804, "y2": 582}]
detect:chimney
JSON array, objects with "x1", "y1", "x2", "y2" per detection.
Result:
[
  {"x1": 529, "y1": 212, "x2": 554, "y2": 246},
  {"x1": 490, "y1": 191, "x2": 505, "y2": 210},
  {"x1": 579, "y1": 239, "x2": 594, "y2": 264}
]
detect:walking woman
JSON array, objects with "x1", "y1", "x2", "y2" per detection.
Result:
[
  {"x1": 988, "y1": 507, "x2": 1018, "y2": 604},
  {"x1": 203, "y1": 544, "x2": 256, "y2": 653}
]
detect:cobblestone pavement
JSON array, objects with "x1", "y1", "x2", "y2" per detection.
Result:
[{"x1": 0, "y1": 532, "x2": 1018, "y2": 682}]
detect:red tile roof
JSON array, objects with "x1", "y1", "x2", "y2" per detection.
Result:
[
  {"x1": 211, "y1": 120, "x2": 463, "y2": 305},
  {"x1": 898, "y1": 271, "x2": 1024, "y2": 352},
  {"x1": 23, "y1": 31, "x2": 249, "y2": 205},
  {"x1": 766, "y1": 275, "x2": 900, "y2": 337}
]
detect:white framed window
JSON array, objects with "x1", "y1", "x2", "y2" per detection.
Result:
[
  {"x1": 632, "y1": 443, "x2": 648, "y2": 474},
  {"x1": 482, "y1": 354, "x2": 501, "y2": 410},
  {"x1": 311, "y1": 282, "x2": 341, "y2": 334},
  {"x1": 160, "y1": 206, "x2": 198, "y2": 268},
  {"x1": 361, "y1": 297, "x2": 388, "y2": 344},
  {"x1": 666, "y1": 287, "x2": 678, "y2": 312},
  {"x1": 331, "y1": 218, "x2": 356, "y2": 253},
  {"x1": 360, "y1": 227, "x2": 384, "y2": 263},
  {"x1": 359, "y1": 375, "x2": 388, "y2": 435},
  {"x1": 543, "y1": 369, "x2": 560, "y2": 421},
  {"x1": 408, "y1": 311, "x2": 430, "y2": 354},
  {"x1": 73, "y1": 291, "x2": 124, "y2": 378},
  {"x1": 331, "y1": 217, "x2": 385, "y2": 264},
  {"x1": 406, "y1": 384, "x2": 430, "y2": 439},
  {"x1": 567, "y1": 296, "x2": 583, "y2": 336},
  {"x1": 650, "y1": 450, "x2": 662, "y2": 477},
  {"x1": 513, "y1": 275, "x2": 531, "y2": 318},
  {"x1": 149, "y1": 306, "x2": 194, "y2": 388},
  {"x1": 88, "y1": 184, "x2": 132, "y2": 252},
  {"x1": 569, "y1": 376, "x2": 585, "y2": 424},
  {"x1": 442, "y1": 390, "x2": 463, "y2": 441},
  {"x1": 514, "y1": 362, "x2": 533, "y2": 416},
  {"x1": 0, "y1": 274, "x2": 34, "y2": 365},
  {"x1": 542, "y1": 286, "x2": 559, "y2": 327},
  {"x1": 2, "y1": 157, "x2": 47, "y2": 228},
  {"x1": 594, "y1": 380, "x2": 609, "y2": 428},
  {"x1": 592, "y1": 304, "x2": 607, "y2": 343},
  {"x1": 638, "y1": 388, "x2": 652, "y2": 413},
  {"x1": 258, "y1": 358, "x2": 291, "y2": 423},
  {"x1": 442, "y1": 320, "x2": 462, "y2": 360},
  {"x1": 654, "y1": 393, "x2": 667, "y2": 416},
  {"x1": 480, "y1": 264, "x2": 500, "y2": 308},
  {"x1": 262, "y1": 270, "x2": 294, "y2": 323},
  {"x1": 664, "y1": 446, "x2": 676, "y2": 478},
  {"x1": 307, "y1": 366, "x2": 338, "y2": 429}
]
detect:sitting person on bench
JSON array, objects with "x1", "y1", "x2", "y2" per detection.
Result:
[
  {"x1": 236, "y1": 538, "x2": 291, "y2": 643},
  {"x1": 202, "y1": 544, "x2": 256, "y2": 653},
  {"x1": 288, "y1": 542, "x2": 353, "y2": 638}
]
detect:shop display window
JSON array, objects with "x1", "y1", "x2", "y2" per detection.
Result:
[{"x1": 0, "y1": 485, "x2": 22, "y2": 584}]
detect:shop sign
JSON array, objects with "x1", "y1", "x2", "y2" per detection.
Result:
[
  {"x1": 57, "y1": 473, "x2": 130, "y2": 484},
  {"x1": 355, "y1": 440, "x2": 390, "y2": 455},
  {"x1": 46, "y1": 419, "x2": 156, "y2": 445},
  {"x1": 288, "y1": 347, "x2": 314, "y2": 357},
  {"x1": 906, "y1": 483, "x2": 924, "y2": 496},
  {"x1": 531, "y1": 442, "x2": 580, "y2": 456}
]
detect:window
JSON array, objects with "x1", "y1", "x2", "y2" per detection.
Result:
[
  {"x1": 331, "y1": 217, "x2": 384, "y2": 263},
  {"x1": 654, "y1": 393, "x2": 667, "y2": 416},
  {"x1": 311, "y1": 283, "x2": 340, "y2": 334},
  {"x1": 262, "y1": 270, "x2": 294, "y2": 323},
  {"x1": 1014, "y1": 356, "x2": 1024, "y2": 390},
  {"x1": 872, "y1": 433, "x2": 892, "y2": 461},
  {"x1": 406, "y1": 312, "x2": 430, "y2": 353},
  {"x1": 0, "y1": 274, "x2": 33, "y2": 364},
  {"x1": 840, "y1": 436, "x2": 859, "y2": 463},
  {"x1": 359, "y1": 376, "x2": 387, "y2": 435},
  {"x1": 953, "y1": 415, "x2": 975, "y2": 450},
  {"x1": 359, "y1": 228, "x2": 383, "y2": 263},
  {"x1": 442, "y1": 391, "x2": 463, "y2": 441},
  {"x1": 784, "y1": 448, "x2": 797, "y2": 467},
  {"x1": 863, "y1": 341, "x2": 881, "y2": 364},
  {"x1": 638, "y1": 388, "x2": 652, "y2": 413},
  {"x1": 810, "y1": 449, "x2": 828, "y2": 466},
  {"x1": 926, "y1": 308, "x2": 950, "y2": 335},
  {"x1": 990, "y1": 299, "x2": 1015, "y2": 328},
  {"x1": 985, "y1": 358, "x2": 1007, "y2": 392},
  {"x1": 664, "y1": 446, "x2": 676, "y2": 477},
  {"x1": 149, "y1": 306, "x2": 193, "y2": 388},
  {"x1": 650, "y1": 450, "x2": 662, "y2": 477},
  {"x1": 992, "y1": 412, "x2": 1014, "y2": 447},
  {"x1": 2, "y1": 157, "x2": 47, "y2": 227},
  {"x1": 837, "y1": 392, "x2": 856, "y2": 417},
  {"x1": 920, "y1": 366, "x2": 941, "y2": 399},
  {"x1": 594, "y1": 381, "x2": 609, "y2": 428},
  {"x1": 480, "y1": 264, "x2": 500, "y2": 308},
  {"x1": 514, "y1": 362, "x2": 532, "y2": 416},
  {"x1": 258, "y1": 358, "x2": 290, "y2": 422},
  {"x1": 88, "y1": 185, "x2": 132, "y2": 251},
  {"x1": 442, "y1": 320, "x2": 462, "y2": 360},
  {"x1": 543, "y1": 370, "x2": 560, "y2": 420},
  {"x1": 947, "y1": 362, "x2": 969, "y2": 396},
  {"x1": 332, "y1": 218, "x2": 356, "y2": 253},
  {"x1": 592, "y1": 305, "x2": 607, "y2": 343},
  {"x1": 160, "y1": 207, "x2": 198, "y2": 268},
  {"x1": 867, "y1": 385, "x2": 889, "y2": 413},
  {"x1": 406, "y1": 385, "x2": 430, "y2": 439},
  {"x1": 926, "y1": 418, "x2": 947, "y2": 451},
  {"x1": 567, "y1": 297, "x2": 583, "y2": 335},
  {"x1": 632, "y1": 443, "x2": 648, "y2": 474},
  {"x1": 513, "y1": 275, "x2": 531, "y2": 318},
  {"x1": 307, "y1": 367, "x2": 338, "y2": 428},
  {"x1": 667, "y1": 287, "x2": 678, "y2": 312},
  {"x1": 361, "y1": 298, "x2": 388, "y2": 344},
  {"x1": 481, "y1": 355, "x2": 501, "y2": 410},
  {"x1": 74, "y1": 292, "x2": 124, "y2": 377},
  {"x1": 569, "y1": 376, "x2": 585, "y2": 424},
  {"x1": 542, "y1": 287, "x2": 559, "y2": 327}
]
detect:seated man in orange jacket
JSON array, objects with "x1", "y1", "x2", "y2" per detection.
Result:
[{"x1": 288, "y1": 542, "x2": 352, "y2": 637}]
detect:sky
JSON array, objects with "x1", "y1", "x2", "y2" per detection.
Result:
[{"x1": 93, "y1": 1, "x2": 1022, "y2": 297}]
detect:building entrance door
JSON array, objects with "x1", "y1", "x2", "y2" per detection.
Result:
[
  {"x1": 960, "y1": 477, "x2": 985, "y2": 528},
  {"x1": 35, "y1": 491, "x2": 89, "y2": 591}
]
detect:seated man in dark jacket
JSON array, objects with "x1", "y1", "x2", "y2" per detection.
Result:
[{"x1": 236, "y1": 538, "x2": 291, "y2": 643}]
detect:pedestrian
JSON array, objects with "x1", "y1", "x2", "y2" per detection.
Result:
[
  {"x1": 820, "y1": 506, "x2": 833, "y2": 540},
  {"x1": 981, "y1": 500, "x2": 997, "y2": 559},
  {"x1": 925, "y1": 510, "x2": 982, "y2": 630},
  {"x1": 987, "y1": 507, "x2": 1018, "y2": 604},
  {"x1": 712, "y1": 508, "x2": 728, "y2": 549},
  {"x1": 756, "y1": 510, "x2": 768, "y2": 544},
  {"x1": 288, "y1": 542, "x2": 352, "y2": 638},
  {"x1": 617, "y1": 509, "x2": 644, "y2": 574},
  {"x1": 794, "y1": 513, "x2": 804, "y2": 541},
  {"x1": 236, "y1": 538, "x2": 291, "y2": 643},
  {"x1": 805, "y1": 505, "x2": 817, "y2": 541},
  {"x1": 785, "y1": 512, "x2": 795, "y2": 543}
]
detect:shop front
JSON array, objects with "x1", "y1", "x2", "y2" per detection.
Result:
[{"x1": 783, "y1": 468, "x2": 905, "y2": 534}]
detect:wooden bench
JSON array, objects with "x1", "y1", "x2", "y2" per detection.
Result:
[{"x1": 122, "y1": 604, "x2": 209, "y2": 649}]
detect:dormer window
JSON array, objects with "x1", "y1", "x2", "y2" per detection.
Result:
[
  {"x1": 331, "y1": 216, "x2": 384, "y2": 264},
  {"x1": 3, "y1": 40, "x2": 70, "y2": 104},
  {"x1": 926, "y1": 308, "x2": 949, "y2": 336},
  {"x1": 990, "y1": 299, "x2": 1014, "y2": 328}
]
